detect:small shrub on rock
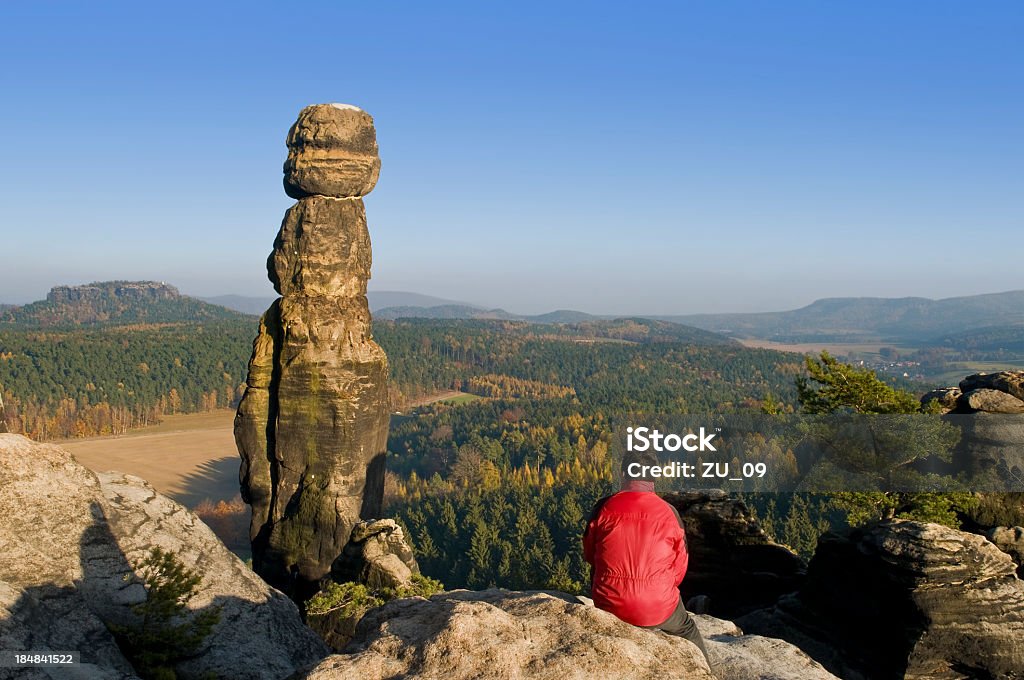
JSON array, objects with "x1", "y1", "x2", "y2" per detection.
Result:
[{"x1": 306, "y1": 574, "x2": 444, "y2": 650}]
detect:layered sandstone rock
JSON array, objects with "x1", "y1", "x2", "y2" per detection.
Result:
[
  {"x1": 283, "y1": 103, "x2": 381, "y2": 199},
  {"x1": 297, "y1": 590, "x2": 837, "y2": 680},
  {"x1": 922, "y1": 370, "x2": 1024, "y2": 415},
  {"x1": 739, "y1": 520, "x2": 1024, "y2": 679},
  {"x1": 662, "y1": 490, "x2": 805, "y2": 617},
  {"x1": 0, "y1": 434, "x2": 327, "y2": 679},
  {"x1": 235, "y1": 103, "x2": 390, "y2": 598}
]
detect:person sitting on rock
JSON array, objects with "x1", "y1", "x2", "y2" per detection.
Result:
[{"x1": 582, "y1": 449, "x2": 710, "y2": 665}]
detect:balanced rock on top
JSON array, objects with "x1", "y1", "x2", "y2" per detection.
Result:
[{"x1": 283, "y1": 103, "x2": 381, "y2": 199}]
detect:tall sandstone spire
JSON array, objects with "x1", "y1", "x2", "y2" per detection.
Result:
[{"x1": 235, "y1": 103, "x2": 390, "y2": 598}]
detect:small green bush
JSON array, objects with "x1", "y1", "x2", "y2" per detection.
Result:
[
  {"x1": 305, "y1": 573, "x2": 444, "y2": 650},
  {"x1": 306, "y1": 573, "x2": 445, "y2": 617}
]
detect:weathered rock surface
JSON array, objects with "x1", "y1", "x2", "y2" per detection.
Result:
[
  {"x1": 960, "y1": 370, "x2": 1024, "y2": 402},
  {"x1": 0, "y1": 434, "x2": 327, "y2": 680},
  {"x1": 693, "y1": 614, "x2": 838, "y2": 680},
  {"x1": 236, "y1": 103, "x2": 390, "y2": 599},
  {"x1": 661, "y1": 490, "x2": 805, "y2": 617},
  {"x1": 330, "y1": 519, "x2": 419, "y2": 589},
  {"x1": 269, "y1": 196, "x2": 372, "y2": 298},
  {"x1": 739, "y1": 520, "x2": 1024, "y2": 679},
  {"x1": 962, "y1": 388, "x2": 1024, "y2": 414},
  {"x1": 989, "y1": 526, "x2": 1024, "y2": 577},
  {"x1": 295, "y1": 590, "x2": 837, "y2": 679},
  {"x1": 283, "y1": 103, "x2": 380, "y2": 199},
  {"x1": 1, "y1": 579, "x2": 135, "y2": 680}
]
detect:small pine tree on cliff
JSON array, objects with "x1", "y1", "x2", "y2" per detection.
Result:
[
  {"x1": 111, "y1": 547, "x2": 221, "y2": 680},
  {"x1": 796, "y1": 351, "x2": 976, "y2": 527}
]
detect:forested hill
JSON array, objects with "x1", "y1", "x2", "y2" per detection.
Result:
[
  {"x1": 663, "y1": 290, "x2": 1024, "y2": 343},
  {"x1": 0, "y1": 313, "x2": 788, "y2": 440},
  {"x1": 1, "y1": 281, "x2": 250, "y2": 328}
]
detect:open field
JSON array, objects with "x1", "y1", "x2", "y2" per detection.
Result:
[
  {"x1": 438, "y1": 392, "x2": 483, "y2": 405},
  {"x1": 60, "y1": 409, "x2": 239, "y2": 508},
  {"x1": 59, "y1": 390, "x2": 480, "y2": 508},
  {"x1": 735, "y1": 338, "x2": 916, "y2": 357},
  {"x1": 401, "y1": 390, "x2": 464, "y2": 409}
]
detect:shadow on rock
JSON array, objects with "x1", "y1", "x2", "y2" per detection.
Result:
[{"x1": 0, "y1": 433, "x2": 328, "y2": 680}]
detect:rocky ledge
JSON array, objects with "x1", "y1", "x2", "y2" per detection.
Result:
[
  {"x1": 0, "y1": 434, "x2": 327, "y2": 679},
  {"x1": 739, "y1": 519, "x2": 1024, "y2": 679},
  {"x1": 296, "y1": 589, "x2": 837, "y2": 680}
]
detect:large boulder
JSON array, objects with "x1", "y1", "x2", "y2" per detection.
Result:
[
  {"x1": 959, "y1": 370, "x2": 1024, "y2": 402},
  {"x1": 661, "y1": 490, "x2": 805, "y2": 617},
  {"x1": 738, "y1": 520, "x2": 1024, "y2": 679},
  {"x1": 269, "y1": 196, "x2": 372, "y2": 298},
  {"x1": 330, "y1": 519, "x2": 419, "y2": 589},
  {"x1": 296, "y1": 590, "x2": 837, "y2": 679},
  {"x1": 961, "y1": 388, "x2": 1024, "y2": 414},
  {"x1": 283, "y1": 103, "x2": 381, "y2": 199},
  {"x1": 988, "y1": 526, "x2": 1024, "y2": 577},
  {"x1": 0, "y1": 434, "x2": 327, "y2": 679}
]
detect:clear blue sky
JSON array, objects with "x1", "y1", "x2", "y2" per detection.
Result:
[{"x1": 1, "y1": 2, "x2": 1021, "y2": 314}]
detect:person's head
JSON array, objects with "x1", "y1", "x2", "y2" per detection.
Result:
[{"x1": 620, "y1": 449, "x2": 660, "y2": 484}]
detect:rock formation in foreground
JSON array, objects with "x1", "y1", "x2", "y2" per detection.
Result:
[
  {"x1": 738, "y1": 519, "x2": 1024, "y2": 679},
  {"x1": 297, "y1": 590, "x2": 838, "y2": 680},
  {"x1": 235, "y1": 103, "x2": 390, "y2": 598},
  {"x1": 662, "y1": 490, "x2": 805, "y2": 617},
  {"x1": 0, "y1": 434, "x2": 327, "y2": 679}
]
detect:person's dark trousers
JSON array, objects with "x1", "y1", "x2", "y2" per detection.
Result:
[{"x1": 643, "y1": 597, "x2": 711, "y2": 664}]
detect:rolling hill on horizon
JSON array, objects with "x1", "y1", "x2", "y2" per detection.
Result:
[
  {"x1": 659, "y1": 290, "x2": 1024, "y2": 344},
  {"x1": 6, "y1": 281, "x2": 1023, "y2": 349}
]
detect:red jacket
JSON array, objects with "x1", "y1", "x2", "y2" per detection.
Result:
[{"x1": 582, "y1": 489, "x2": 689, "y2": 626}]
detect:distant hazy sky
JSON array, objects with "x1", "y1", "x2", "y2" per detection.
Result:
[{"x1": 1, "y1": 2, "x2": 1021, "y2": 314}]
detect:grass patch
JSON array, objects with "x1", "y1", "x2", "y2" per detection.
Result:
[{"x1": 439, "y1": 392, "x2": 482, "y2": 405}]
